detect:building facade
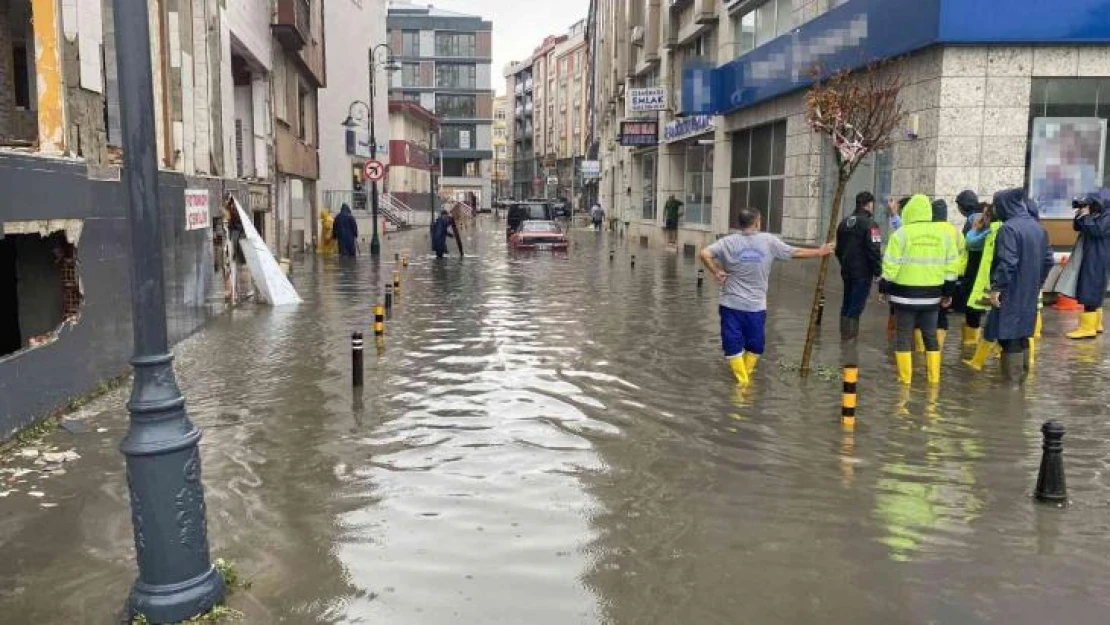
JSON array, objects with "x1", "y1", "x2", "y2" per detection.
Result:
[
  {"x1": 387, "y1": 2, "x2": 494, "y2": 208},
  {"x1": 505, "y1": 57, "x2": 536, "y2": 198},
  {"x1": 388, "y1": 99, "x2": 438, "y2": 219},
  {"x1": 590, "y1": 0, "x2": 1110, "y2": 251},
  {"x1": 317, "y1": 0, "x2": 389, "y2": 241},
  {"x1": 271, "y1": 0, "x2": 326, "y2": 257},
  {"x1": 504, "y1": 22, "x2": 591, "y2": 203},
  {"x1": 492, "y1": 94, "x2": 509, "y2": 200}
]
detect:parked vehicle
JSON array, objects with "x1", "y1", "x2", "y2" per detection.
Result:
[
  {"x1": 507, "y1": 201, "x2": 553, "y2": 236},
  {"x1": 509, "y1": 220, "x2": 569, "y2": 251}
]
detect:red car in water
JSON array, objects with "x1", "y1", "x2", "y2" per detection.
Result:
[{"x1": 509, "y1": 220, "x2": 569, "y2": 251}]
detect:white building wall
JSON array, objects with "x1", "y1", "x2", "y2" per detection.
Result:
[
  {"x1": 318, "y1": 0, "x2": 390, "y2": 212},
  {"x1": 226, "y1": 0, "x2": 272, "y2": 69}
]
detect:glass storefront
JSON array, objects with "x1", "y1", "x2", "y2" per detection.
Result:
[
  {"x1": 729, "y1": 120, "x2": 786, "y2": 233},
  {"x1": 683, "y1": 143, "x2": 714, "y2": 225}
]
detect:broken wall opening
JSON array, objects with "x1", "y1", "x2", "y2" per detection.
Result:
[{"x1": 0, "y1": 229, "x2": 82, "y2": 359}]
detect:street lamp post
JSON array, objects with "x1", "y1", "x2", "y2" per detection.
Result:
[
  {"x1": 367, "y1": 45, "x2": 398, "y2": 256},
  {"x1": 113, "y1": 0, "x2": 223, "y2": 621}
]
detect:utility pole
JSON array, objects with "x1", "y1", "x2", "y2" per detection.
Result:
[{"x1": 112, "y1": 0, "x2": 223, "y2": 621}]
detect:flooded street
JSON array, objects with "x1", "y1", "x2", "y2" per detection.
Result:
[{"x1": 4, "y1": 218, "x2": 1110, "y2": 624}]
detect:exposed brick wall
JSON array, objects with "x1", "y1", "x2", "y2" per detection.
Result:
[
  {"x1": 477, "y1": 94, "x2": 492, "y2": 118},
  {"x1": 62, "y1": 37, "x2": 108, "y2": 164},
  {"x1": 477, "y1": 31, "x2": 491, "y2": 57}
]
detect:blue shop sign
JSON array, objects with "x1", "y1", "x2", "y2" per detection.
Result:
[
  {"x1": 701, "y1": 0, "x2": 1110, "y2": 117},
  {"x1": 663, "y1": 115, "x2": 715, "y2": 143}
]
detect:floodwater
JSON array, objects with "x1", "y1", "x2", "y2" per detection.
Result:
[{"x1": 4, "y1": 219, "x2": 1110, "y2": 624}]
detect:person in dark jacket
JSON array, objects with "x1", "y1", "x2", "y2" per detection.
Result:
[
  {"x1": 956, "y1": 190, "x2": 988, "y2": 343},
  {"x1": 1066, "y1": 193, "x2": 1110, "y2": 339},
  {"x1": 431, "y1": 207, "x2": 461, "y2": 258},
  {"x1": 986, "y1": 188, "x2": 1053, "y2": 384},
  {"x1": 835, "y1": 191, "x2": 882, "y2": 341},
  {"x1": 332, "y1": 204, "x2": 358, "y2": 257}
]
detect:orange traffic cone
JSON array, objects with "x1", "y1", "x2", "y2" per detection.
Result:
[{"x1": 1055, "y1": 255, "x2": 1084, "y2": 311}]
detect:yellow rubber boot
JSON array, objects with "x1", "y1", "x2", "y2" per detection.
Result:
[
  {"x1": 895, "y1": 352, "x2": 913, "y2": 385},
  {"x1": 743, "y1": 352, "x2": 760, "y2": 376},
  {"x1": 1099, "y1": 308, "x2": 1104, "y2": 333},
  {"x1": 1067, "y1": 312, "x2": 1099, "y2": 340},
  {"x1": 1034, "y1": 312, "x2": 1043, "y2": 339},
  {"x1": 926, "y1": 351, "x2": 941, "y2": 385},
  {"x1": 961, "y1": 326, "x2": 979, "y2": 346},
  {"x1": 914, "y1": 329, "x2": 925, "y2": 353},
  {"x1": 936, "y1": 329, "x2": 947, "y2": 351},
  {"x1": 963, "y1": 340, "x2": 995, "y2": 371},
  {"x1": 728, "y1": 354, "x2": 750, "y2": 386}
]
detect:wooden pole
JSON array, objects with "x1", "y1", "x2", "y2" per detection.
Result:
[{"x1": 800, "y1": 176, "x2": 847, "y2": 376}]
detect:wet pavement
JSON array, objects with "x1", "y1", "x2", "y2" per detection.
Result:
[{"x1": 3, "y1": 218, "x2": 1110, "y2": 624}]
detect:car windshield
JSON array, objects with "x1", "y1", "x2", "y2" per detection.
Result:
[
  {"x1": 521, "y1": 221, "x2": 560, "y2": 233},
  {"x1": 521, "y1": 204, "x2": 548, "y2": 219}
]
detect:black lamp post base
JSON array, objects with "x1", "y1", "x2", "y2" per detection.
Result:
[
  {"x1": 370, "y1": 236, "x2": 381, "y2": 256},
  {"x1": 129, "y1": 566, "x2": 225, "y2": 623}
]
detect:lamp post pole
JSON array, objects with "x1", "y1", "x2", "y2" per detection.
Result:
[
  {"x1": 368, "y1": 46, "x2": 381, "y2": 256},
  {"x1": 113, "y1": 0, "x2": 223, "y2": 621}
]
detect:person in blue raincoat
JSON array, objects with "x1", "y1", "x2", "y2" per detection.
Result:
[
  {"x1": 431, "y1": 207, "x2": 462, "y2": 258},
  {"x1": 1064, "y1": 193, "x2": 1110, "y2": 339},
  {"x1": 333, "y1": 204, "x2": 358, "y2": 257},
  {"x1": 984, "y1": 188, "x2": 1053, "y2": 384}
]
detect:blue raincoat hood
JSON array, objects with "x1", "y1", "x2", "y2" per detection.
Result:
[{"x1": 992, "y1": 188, "x2": 1033, "y2": 221}]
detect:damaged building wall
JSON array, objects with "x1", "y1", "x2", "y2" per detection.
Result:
[{"x1": 0, "y1": 152, "x2": 250, "y2": 441}]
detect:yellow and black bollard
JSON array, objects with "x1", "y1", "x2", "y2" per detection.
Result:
[
  {"x1": 609, "y1": 249, "x2": 614, "y2": 262},
  {"x1": 351, "y1": 332, "x2": 364, "y2": 387},
  {"x1": 631, "y1": 254, "x2": 636, "y2": 269},
  {"x1": 393, "y1": 271, "x2": 401, "y2": 291},
  {"x1": 841, "y1": 365, "x2": 858, "y2": 428},
  {"x1": 374, "y1": 303, "x2": 385, "y2": 338},
  {"x1": 402, "y1": 253, "x2": 409, "y2": 268}
]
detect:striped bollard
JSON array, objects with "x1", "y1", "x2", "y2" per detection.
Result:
[
  {"x1": 393, "y1": 271, "x2": 401, "y2": 292},
  {"x1": 841, "y1": 365, "x2": 858, "y2": 428},
  {"x1": 374, "y1": 303, "x2": 385, "y2": 338},
  {"x1": 697, "y1": 269, "x2": 704, "y2": 289},
  {"x1": 631, "y1": 254, "x2": 636, "y2": 269},
  {"x1": 351, "y1": 332, "x2": 364, "y2": 387}
]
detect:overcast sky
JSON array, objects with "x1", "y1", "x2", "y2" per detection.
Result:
[{"x1": 412, "y1": 0, "x2": 591, "y2": 94}]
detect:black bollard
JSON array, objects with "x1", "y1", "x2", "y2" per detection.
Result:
[
  {"x1": 385, "y1": 284, "x2": 394, "y2": 316},
  {"x1": 631, "y1": 254, "x2": 636, "y2": 269},
  {"x1": 352, "y1": 332, "x2": 364, "y2": 387},
  {"x1": 697, "y1": 269, "x2": 704, "y2": 289},
  {"x1": 1034, "y1": 420, "x2": 1068, "y2": 505},
  {"x1": 816, "y1": 295, "x2": 826, "y2": 326},
  {"x1": 609, "y1": 250, "x2": 614, "y2": 262}
]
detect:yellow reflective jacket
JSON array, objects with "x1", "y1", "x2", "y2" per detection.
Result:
[{"x1": 882, "y1": 195, "x2": 960, "y2": 308}]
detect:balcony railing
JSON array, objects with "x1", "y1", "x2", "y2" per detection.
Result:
[{"x1": 273, "y1": 0, "x2": 310, "y2": 51}]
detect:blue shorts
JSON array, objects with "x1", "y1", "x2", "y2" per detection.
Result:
[{"x1": 719, "y1": 306, "x2": 767, "y2": 358}]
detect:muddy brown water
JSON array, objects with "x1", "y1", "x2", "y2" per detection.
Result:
[{"x1": 2, "y1": 220, "x2": 1110, "y2": 624}]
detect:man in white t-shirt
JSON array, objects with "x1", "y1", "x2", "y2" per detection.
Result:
[{"x1": 700, "y1": 208, "x2": 834, "y2": 385}]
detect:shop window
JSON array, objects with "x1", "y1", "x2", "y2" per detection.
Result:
[
  {"x1": 0, "y1": 231, "x2": 81, "y2": 360},
  {"x1": 436, "y1": 63, "x2": 476, "y2": 89},
  {"x1": 730, "y1": 120, "x2": 786, "y2": 232},
  {"x1": 436, "y1": 94, "x2": 476, "y2": 118},
  {"x1": 1027, "y1": 78, "x2": 1110, "y2": 218},
  {"x1": 435, "y1": 32, "x2": 476, "y2": 58},
  {"x1": 683, "y1": 144, "x2": 714, "y2": 225}
]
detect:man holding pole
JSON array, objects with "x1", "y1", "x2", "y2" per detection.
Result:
[{"x1": 700, "y1": 208, "x2": 835, "y2": 385}]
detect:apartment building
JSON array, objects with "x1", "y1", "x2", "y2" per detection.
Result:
[
  {"x1": 505, "y1": 22, "x2": 592, "y2": 202},
  {"x1": 388, "y1": 99, "x2": 438, "y2": 218},
  {"x1": 504, "y1": 57, "x2": 536, "y2": 198},
  {"x1": 492, "y1": 95, "x2": 509, "y2": 200},
  {"x1": 317, "y1": 0, "x2": 389, "y2": 240},
  {"x1": 387, "y1": 2, "x2": 494, "y2": 208},
  {"x1": 591, "y1": 0, "x2": 1110, "y2": 251}
]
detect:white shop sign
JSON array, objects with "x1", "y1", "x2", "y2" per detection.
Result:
[{"x1": 627, "y1": 87, "x2": 667, "y2": 113}]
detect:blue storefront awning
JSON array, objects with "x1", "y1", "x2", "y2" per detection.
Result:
[{"x1": 694, "y1": 0, "x2": 1110, "y2": 117}]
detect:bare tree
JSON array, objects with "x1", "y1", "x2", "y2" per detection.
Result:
[{"x1": 799, "y1": 62, "x2": 906, "y2": 376}]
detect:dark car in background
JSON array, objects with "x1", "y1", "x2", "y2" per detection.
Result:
[{"x1": 507, "y1": 201, "x2": 554, "y2": 236}]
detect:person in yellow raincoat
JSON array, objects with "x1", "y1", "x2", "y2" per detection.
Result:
[{"x1": 318, "y1": 208, "x2": 337, "y2": 255}]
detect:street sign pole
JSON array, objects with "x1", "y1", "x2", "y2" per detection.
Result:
[{"x1": 113, "y1": 0, "x2": 223, "y2": 621}]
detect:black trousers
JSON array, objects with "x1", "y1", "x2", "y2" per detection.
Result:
[
  {"x1": 894, "y1": 306, "x2": 939, "y2": 352},
  {"x1": 1000, "y1": 338, "x2": 1029, "y2": 353},
  {"x1": 965, "y1": 308, "x2": 983, "y2": 328}
]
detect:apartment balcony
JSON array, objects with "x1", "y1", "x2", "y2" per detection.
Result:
[
  {"x1": 525, "y1": 79, "x2": 534, "y2": 92},
  {"x1": 273, "y1": 0, "x2": 311, "y2": 51},
  {"x1": 515, "y1": 83, "x2": 523, "y2": 96}
]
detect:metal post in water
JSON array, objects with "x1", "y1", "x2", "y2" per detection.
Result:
[
  {"x1": 697, "y1": 269, "x2": 704, "y2": 289},
  {"x1": 609, "y1": 250, "x2": 614, "y2": 262},
  {"x1": 374, "y1": 304, "x2": 386, "y2": 338},
  {"x1": 841, "y1": 365, "x2": 858, "y2": 429},
  {"x1": 393, "y1": 271, "x2": 401, "y2": 292},
  {"x1": 1034, "y1": 420, "x2": 1068, "y2": 505},
  {"x1": 113, "y1": 0, "x2": 224, "y2": 620},
  {"x1": 352, "y1": 332, "x2": 364, "y2": 387},
  {"x1": 631, "y1": 254, "x2": 635, "y2": 269}
]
